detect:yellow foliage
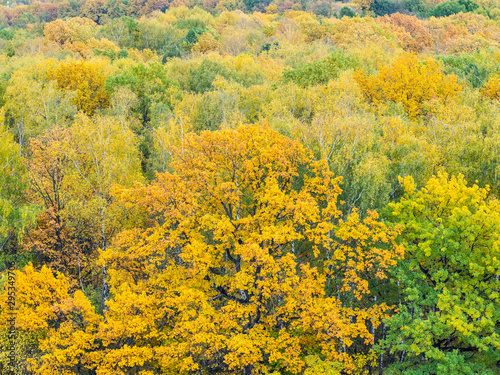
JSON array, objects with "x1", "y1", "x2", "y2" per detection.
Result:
[
  {"x1": 87, "y1": 37, "x2": 120, "y2": 53},
  {"x1": 92, "y1": 125, "x2": 403, "y2": 374},
  {"x1": 352, "y1": 0, "x2": 374, "y2": 11},
  {"x1": 192, "y1": 32, "x2": 220, "y2": 54},
  {"x1": 354, "y1": 53, "x2": 462, "y2": 118},
  {"x1": 0, "y1": 264, "x2": 102, "y2": 375},
  {"x1": 48, "y1": 59, "x2": 111, "y2": 115},
  {"x1": 482, "y1": 75, "x2": 500, "y2": 100},
  {"x1": 43, "y1": 17, "x2": 97, "y2": 45},
  {"x1": 265, "y1": 4, "x2": 278, "y2": 13},
  {"x1": 127, "y1": 48, "x2": 159, "y2": 62},
  {"x1": 332, "y1": 209, "x2": 404, "y2": 299},
  {"x1": 328, "y1": 17, "x2": 399, "y2": 48}
]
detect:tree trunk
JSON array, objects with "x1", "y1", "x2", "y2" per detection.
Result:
[
  {"x1": 101, "y1": 263, "x2": 108, "y2": 314},
  {"x1": 244, "y1": 364, "x2": 253, "y2": 375}
]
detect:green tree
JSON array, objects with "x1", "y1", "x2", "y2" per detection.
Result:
[
  {"x1": 428, "y1": 0, "x2": 479, "y2": 17},
  {"x1": 281, "y1": 50, "x2": 359, "y2": 88},
  {"x1": 185, "y1": 59, "x2": 236, "y2": 94},
  {"x1": 339, "y1": 7, "x2": 356, "y2": 18},
  {"x1": 0, "y1": 125, "x2": 37, "y2": 270},
  {"x1": 107, "y1": 61, "x2": 176, "y2": 126}
]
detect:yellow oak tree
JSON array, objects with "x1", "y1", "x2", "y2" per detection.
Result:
[
  {"x1": 84, "y1": 124, "x2": 403, "y2": 375},
  {"x1": 43, "y1": 17, "x2": 97, "y2": 46}
]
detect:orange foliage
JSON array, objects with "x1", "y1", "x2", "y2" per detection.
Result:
[
  {"x1": 24, "y1": 129, "x2": 92, "y2": 278},
  {"x1": 377, "y1": 13, "x2": 433, "y2": 52}
]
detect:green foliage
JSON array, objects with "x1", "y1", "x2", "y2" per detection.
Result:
[
  {"x1": 98, "y1": 16, "x2": 138, "y2": 48},
  {"x1": 193, "y1": 91, "x2": 238, "y2": 131},
  {"x1": 370, "y1": 0, "x2": 406, "y2": 16},
  {"x1": 4, "y1": 44, "x2": 15, "y2": 58},
  {"x1": 429, "y1": 1, "x2": 464, "y2": 17},
  {"x1": 174, "y1": 18, "x2": 207, "y2": 30},
  {"x1": 121, "y1": 16, "x2": 139, "y2": 34},
  {"x1": 12, "y1": 12, "x2": 36, "y2": 28},
  {"x1": 107, "y1": 62, "x2": 175, "y2": 124},
  {"x1": 260, "y1": 41, "x2": 280, "y2": 54},
  {"x1": 403, "y1": 0, "x2": 429, "y2": 15},
  {"x1": 57, "y1": 0, "x2": 81, "y2": 18},
  {"x1": 281, "y1": 50, "x2": 359, "y2": 87},
  {"x1": 135, "y1": 21, "x2": 183, "y2": 52},
  {"x1": 428, "y1": 0, "x2": 479, "y2": 17},
  {"x1": 383, "y1": 174, "x2": 500, "y2": 374},
  {"x1": 182, "y1": 27, "x2": 206, "y2": 45},
  {"x1": 94, "y1": 48, "x2": 130, "y2": 60},
  {"x1": 117, "y1": 49, "x2": 129, "y2": 58},
  {"x1": 0, "y1": 29, "x2": 14, "y2": 41},
  {"x1": 312, "y1": 1, "x2": 333, "y2": 17},
  {"x1": 185, "y1": 58, "x2": 236, "y2": 93},
  {"x1": 162, "y1": 44, "x2": 182, "y2": 61},
  {"x1": 93, "y1": 48, "x2": 116, "y2": 60},
  {"x1": 458, "y1": 0, "x2": 479, "y2": 11},
  {"x1": 438, "y1": 54, "x2": 492, "y2": 88},
  {"x1": 339, "y1": 6, "x2": 357, "y2": 17},
  {"x1": 384, "y1": 350, "x2": 499, "y2": 374},
  {"x1": 243, "y1": 0, "x2": 260, "y2": 11},
  {"x1": 0, "y1": 127, "x2": 38, "y2": 269}
]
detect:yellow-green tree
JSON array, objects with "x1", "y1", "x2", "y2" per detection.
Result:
[
  {"x1": 0, "y1": 125, "x2": 37, "y2": 267},
  {"x1": 383, "y1": 173, "x2": 500, "y2": 373},
  {"x1": 62, "y1": 113, "x2": 144, "y2": 312}
]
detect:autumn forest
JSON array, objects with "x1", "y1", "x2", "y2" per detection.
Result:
[{"x1": 0, "y1": 0, "x2": 500, "y2": 372}]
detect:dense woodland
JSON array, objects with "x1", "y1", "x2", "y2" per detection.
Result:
[{"x1": 1, "y1": 0, "x2": 500, "y2": 372}]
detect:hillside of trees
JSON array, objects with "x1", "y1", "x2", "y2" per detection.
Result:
[{"x1": 1, "y1": 2, "x2": 500, "y2": 374}]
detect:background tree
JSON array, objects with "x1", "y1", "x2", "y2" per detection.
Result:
[
  {"x1": 48, "y1": 59, "x2": 111, "y2": 116},
  {"x1": 24, "y1": 128, "x2": 93, "y2": 284},
  {"x1": 354, "y1": 53, "x2": 462, "y2": 119},
  {"x1": 0, "y1": 125, "x2": 37, "y2": 269},
  {"x1": 62, "y1": 113, "x2": 143, "y2": 312}
]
